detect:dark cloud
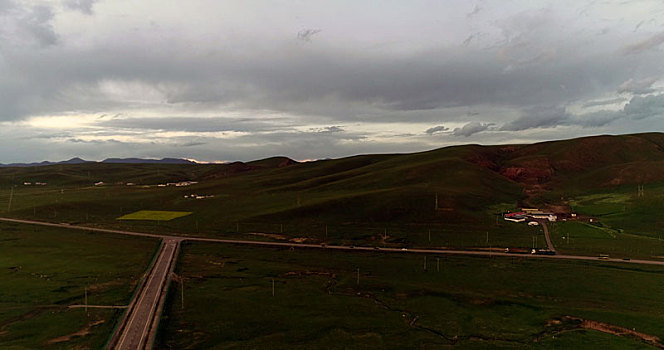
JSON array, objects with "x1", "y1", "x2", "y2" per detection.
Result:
[
  {"x1": 582, "y1": 97, "x2": 627, "y2": 108},
  {"x1": 618, "y1": 78, "x2": 658, "y2": 95},
  {"x1": 181, "y1": 141, "x2": 207, "y2": 147},
  {"x1": 622, "y1": 31, "x2": 664, "y2": 54},
  {"x1": 297, "y1": 29, "x2": 321, "y2": 42},
  {"x1": 63, "y1": 0, "x2": 97, "y2": 15},
  {"x1": 425, "y1": 125, "x2": 449, "y2": 135},
  {"x1": 623, "y1": 94, "x2": 664, "y2": 119},
  {"x1": 453, "y1": 122, "x2": 492, "y2": 137},
  {"x1": 466, "y1": 4, "x2": 481, "y2": 18},
  {"x1": 311, "y1": 126, "x2": 344, "y2": 133},
  {"x1": 500, "y1": 106, "x2": 570, "y2": 131},
  {"x1": 0, "y1": 1, "x2": 663, "y2": 163},
  {"x1": 0, "y1": 2, "x2": 58, "y2": 47}
]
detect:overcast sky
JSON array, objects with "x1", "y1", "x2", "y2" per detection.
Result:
[{"x1": 1, "y1": 0, "x2": 664, "y2": 163}]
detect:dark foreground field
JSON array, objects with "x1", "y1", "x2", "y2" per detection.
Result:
[
  {"x1": 0, "y1": 222, "x2": 158, "y2": 349},
  {"x1": 157, "y1": 242, "x2": 664, "y2": 349}
]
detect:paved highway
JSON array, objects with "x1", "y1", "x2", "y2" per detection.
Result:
[
  {"x1": 1, "y1": 217, "x2": 664, "y2": 267},
  {"x1": 114, "y1": 238, "x2": 179, "y2": 350}
]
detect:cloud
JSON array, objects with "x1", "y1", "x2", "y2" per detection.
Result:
[
  {"x1": 425, "y1": 125, "x2": 449, "y2": 135},
  {"x1": 453, "y1": 122, "x2": 492, "y2": 137},
  {"x1": 500, "y1": 106, "x2": 570, "y2": 131},
  {"x1": 1, "y1": 1, "x2": 664, "y2": 162},
  {"x1": 622, "y1": 31, "x2": 664, "y2": 54},
  {"x1": 0, "y1": 2, "x2": 58, "y2": 47},
  {"x1": 314, "y1": 126, "x2": 344, "y2": 133},
  {"x1": 63, "y1": 0, "x2": 97, "y2": 15},
  {"x1": 618, "y1": 78, "x2": 658, "y2": 95},
  {"x1": 467, "y1": 4, "x2": 481, "y2": 18},
  {"x1": 582, "y1": 97, "x2": 627, "y2": 108},
  {"x1": 297, "y1": 29, "x2": 321, "y2": 42},
  {"x1": 623, "y1": 94, "x2": 664, "y2": 120}
]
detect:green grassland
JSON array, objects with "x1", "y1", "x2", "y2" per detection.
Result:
[
  {"x1": 569, "y1": 184, "x2": 664, "y2": 238},
  {"x1": 0, "y1": 222, "x2": 159, "y2": 349},
  {"x1": 118, "y1": 210, "x2": 192, "y2": 221},
  {"x1": 548, "y1": 221, "x2": 664, "y2": 260},
  {"x1": 157, "y1": 242, "x2": 664, "y2": 349},
  {"x1": 0, "y1": 133, "x2": 663, "y2": 256}
]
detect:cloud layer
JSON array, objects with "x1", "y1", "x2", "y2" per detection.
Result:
[{"x1": 0, "y1": 0, "x2": 663, "y2": 162}]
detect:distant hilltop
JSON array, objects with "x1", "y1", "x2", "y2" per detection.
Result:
[{"x1": 0, "y1": 157, "x2": 197, "y2": 167}]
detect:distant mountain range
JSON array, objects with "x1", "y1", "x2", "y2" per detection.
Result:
[{"x1": 0, "y1": 157, "x2": 197, "y2": 167}]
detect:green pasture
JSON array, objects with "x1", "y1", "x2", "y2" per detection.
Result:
[
  {"x1": 157, "y1": 242, "x2": 664, "y2": 349},
  {"x1": 117, "y1": 210, "x2": 192, "y2": 221},
  {"x1": 0, "y1": 222, "x2": 158, "y2": 349},
  {"x1": 569, "y1": 184, "x2": 664, "y2": 238}
]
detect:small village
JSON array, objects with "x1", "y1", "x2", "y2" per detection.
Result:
[{"x1": 503, "y1": 208, "x2": 559, "y2": 224}]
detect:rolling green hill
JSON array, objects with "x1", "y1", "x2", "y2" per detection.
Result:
[{"x1": 0, "y1": 132, "x2": 663, "y2": 246}]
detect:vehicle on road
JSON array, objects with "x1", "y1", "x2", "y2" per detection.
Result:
[
  {"x1": 531, "y1": 248, "x2": 555, "y2": 255},
  {"x1": 505, "y1": 248, "x2": 529, "y2": 254}
]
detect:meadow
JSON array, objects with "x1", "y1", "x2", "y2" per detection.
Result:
[
  {"x1": 157, "y1": 242, "x2": 664, "y2": 349},
  {"x1": 0, "y1": 222, "x2": 159, "y2": 349}
]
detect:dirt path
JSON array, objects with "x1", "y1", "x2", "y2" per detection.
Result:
[{"x1": 565, "y1": 316, "x2": 664, "y2": 348}]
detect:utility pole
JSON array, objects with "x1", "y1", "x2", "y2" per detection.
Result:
[
  {"x1": 436, "y1": 257, "x2": 440, "y2": 272},
  {"x1": 7, "y1": 186, "x2": 13, "y2": 213},
  {"x1": 486, "y1": 231, "x2": 489, "y2": 245},
  {"x1": 272, "y1": 278, "x2": 275, "y2": 297},
  {"x1": 434, "y1": 193, "x2": 438, "y2": 211},
  {"x1": 423, "y1": 256, "x2": 427, "y2": 271}
]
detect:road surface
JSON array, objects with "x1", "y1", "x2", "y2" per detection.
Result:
[
  {"x1": 540, "y1": 221, "x2": 556, "y2": 252},
  {"x1": 113, "y1": 238, "x2": 179, "y2": 350},
  {"x1": 1, "y1": 217, "x2": 663, "y2": 267}
]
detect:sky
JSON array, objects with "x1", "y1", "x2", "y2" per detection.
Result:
[{"x1": 1, "y1": 0, "x2": 664, "y2": 163}]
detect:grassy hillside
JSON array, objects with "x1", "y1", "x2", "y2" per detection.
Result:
[{"x1": 0, "y1": 132, "x2": 662, "y2": 246}]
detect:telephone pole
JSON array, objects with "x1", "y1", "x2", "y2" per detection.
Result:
[{"x1": 7, "y1": 187, "x2": 14, "y2": 213}]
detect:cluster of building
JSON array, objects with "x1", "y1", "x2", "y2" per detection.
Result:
[
  {"x1": 23, "y1": 182, "x2": 47, "y2": 186},
  {"x1": 183, "y1": 194, "x2": 214, "y2": 200},
  {"x1": 504, "y1": 208, "x2": 557, "y2": 223},
  {"x1": 157, "y1": 181, "x2": 198, "y2": 187}
]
